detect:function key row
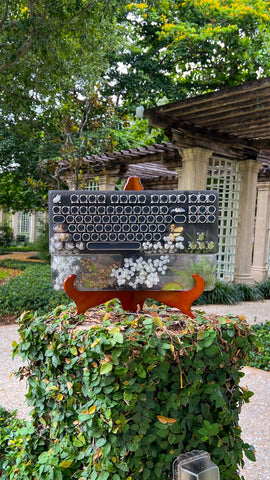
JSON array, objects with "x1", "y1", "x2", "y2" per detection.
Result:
[{"x1": 66, "y1": 193, "x2": 216, "y2": 204}]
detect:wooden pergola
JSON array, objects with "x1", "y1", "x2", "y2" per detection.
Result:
[
  {"x1": 145, "y1": 77, "x2": 270, "y2": 163},
  {"x1": 145, "y1": 78, "x2": 270, "y2": 284}
]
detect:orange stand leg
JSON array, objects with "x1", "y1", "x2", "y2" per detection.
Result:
[{"x1": 63, "y1": 273, "x2": 204, "y2": 318}]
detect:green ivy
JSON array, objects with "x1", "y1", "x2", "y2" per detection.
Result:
[
  {"x1": 248, "y1": 321, "x2": 270, "y2": 371},
  {"x1": 4, "y1": 306, "x2": 257, "y2": 480}
]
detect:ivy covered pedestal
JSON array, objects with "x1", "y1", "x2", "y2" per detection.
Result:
[{"x1": 10, "y1": 305, "x2": 257, "y2": 480}]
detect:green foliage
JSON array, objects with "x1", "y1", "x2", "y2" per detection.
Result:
[
  {"x1": 0, "y1": 220, "x2": 13, "y2": 247},
  {"x1": 0, "y1": 407, "x2": 30, "y2": 474},
  {"x1": 248, "y1": 321, "x2": 270, "y2": 371},
  {"x1": 3, "y1": 307, "x2": 257, "y2": 479},
  {"x1": 195, "y1": 279, "x2": 270, "y2": 305},
  {"x1": 109, "y1": 0, "x2": 270, "y2": 108},
  {"x1": 0, "y1": 259, "x2": 38, "y2": 270},
  {"x1": 35, "y1": 223, "x2": 50, "y2": 263},
  {"x1": 0, "y1": 264, "x2": 68, "y2": 316}
]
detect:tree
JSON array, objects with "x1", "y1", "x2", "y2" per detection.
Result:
[
  {"x1": 0, "y1": 0, "x2": 131, "y2": 208},
  {"x1": 107, "y1": 0, "x2": 270, "y2": 108},
  {"x1": 0, "y1": 0, "x2": 128, "y2": 117}
]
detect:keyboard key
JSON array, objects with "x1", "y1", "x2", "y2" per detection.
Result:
[
  {"x1": 100, "y1": 233, "x2": 108, "y2": 242},
  {"x1": 174, "y1": 215, "x2": 186, "y2": 223},
  {"x1": 82, "y1": 233, "x2": 90, "y2": 241},
  {"x1": 109, "y1": 233, "x2": 117, "y2": 241},
  {"x1": 115, "y1": 206, "x2": 123, "y2": 214},
  {"x1": 71, "y1": 206, "x2": 79, "y2": 214},
  {"x1": 133, "y1": 206, "x2": 141, "y2": 214},
  {"x1": 86, "y1": 242, "x2": 140, "y2": 250},
  {"x1": 91, "y1": 233, "x2": 99, "y2": 241},
  {"x1": 124, "y1": 206, "x2": 133, "y2": 214},
  {"x1": 141, "y1": 206, "x2": 149, "y2": 214},
  {"x1": 53, "y1": 215, "x2": 65, "y2": 223},
  {"x1": 52, "y1": 206, "x2": 61, "y2": 214},
  {"x1": 97, "y1": 206, "x2": 106, "y2": 214}
]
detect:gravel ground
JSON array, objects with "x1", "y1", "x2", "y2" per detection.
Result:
[{"x1": 0, "y1": 302, "x2": 269, "y2": 479}]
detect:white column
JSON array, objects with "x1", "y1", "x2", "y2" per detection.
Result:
[
  {"x1": 234, "y1": 160, "x2": 261, "y2": 285},
  {"x1": 12, "y1": 212, "x2": 19, "y2": 239},
  {"x1": 251, "y1": 182, "x2": 270, "y2": 282},
  {"x1": 178, "y1": 147, "x2": 213, "y2": 190},
  {"x1": 98, "y1": 175, "x2": 117, "y2": 191},
  {"x1": 29, "y1": 212, "x2": 36, "y2": 243}
]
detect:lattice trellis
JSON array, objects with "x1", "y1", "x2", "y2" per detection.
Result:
[{"x1": 207, "y1": 157, "x2": 241, "y2": 282}]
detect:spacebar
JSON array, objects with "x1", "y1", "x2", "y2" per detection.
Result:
[{"x1": 86, "y1": 242, "x2": 141, "y2": 250}]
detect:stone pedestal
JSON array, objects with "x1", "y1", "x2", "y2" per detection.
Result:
[
  {"x1": 251, "y1": 182, "x2": 270, "y2": 282},
  {"x1": 178, "y1": 147, "x2": 213, "y2": 190},
  {"x1": 234, "y1": 160, "x2": 260, "y2": 285}
]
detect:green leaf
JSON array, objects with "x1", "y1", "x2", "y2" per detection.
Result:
[
  {"x1": 137, "y1": 364, "x2": 147, "y2": 378},
  {"x1": 244, "y1": 448, "x2": 256, "y2": 462},
  {"x1": 59, "y1": 459, "x2": 73, "y2": 468},
  {"x1": 100, "y1": 362, "x2": 113, "y2": 375}
]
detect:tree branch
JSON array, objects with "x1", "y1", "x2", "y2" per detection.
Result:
[{"x1": 0, "y1": 39, "x2": 33, "y2": 74}]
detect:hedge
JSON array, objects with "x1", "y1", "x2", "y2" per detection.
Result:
[{"x1": 2, "y1": 305, "x2": 257, "y2": 480}]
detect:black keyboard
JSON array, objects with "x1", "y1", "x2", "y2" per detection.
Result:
[{"x1": 49, "y1": 190, "x2": 218, "y2": 256}]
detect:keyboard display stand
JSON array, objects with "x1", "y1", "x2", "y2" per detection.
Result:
[{"x1": 63, "y1": 177, "x2": 205, "y2": 318}]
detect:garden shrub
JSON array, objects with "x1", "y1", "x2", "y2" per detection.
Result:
[
  {"x1": 248, "y1": 321, "x2": 270, "y2": 371},
  {"x1": 0, "y1": 264, "x2": 68, "y2": 316},
  {"x1": 195, "y1": 279, "x2": 270, "y2": 305},
  {"x1": 0, "y1": 407, "x2": 29, "y2": 474},
  {"x1": 4, "y1": 306, "x2": 257, "y2": 480}
]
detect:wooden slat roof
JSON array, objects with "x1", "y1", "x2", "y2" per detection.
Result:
[
  {"x1": 145, "y1": 77, "x2": 270, "y2": 162},
  {"x1": 125, "y1": 162, "x2": 177, "y2": 180},
  {"x1": 83, "y1": 142, "x2": 180, "y2": 172}
]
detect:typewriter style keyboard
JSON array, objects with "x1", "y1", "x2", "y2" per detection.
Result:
[{"x1": 49, "y1": 190, "x2": 218, "y2": 255}]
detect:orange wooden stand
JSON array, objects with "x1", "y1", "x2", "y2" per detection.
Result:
[
  {"x1": 63, "y1": 177, "x2": 205, "y2": 318},
  {"x1": 64, "y1": 272, "x2": 204, "y2": 318}
]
